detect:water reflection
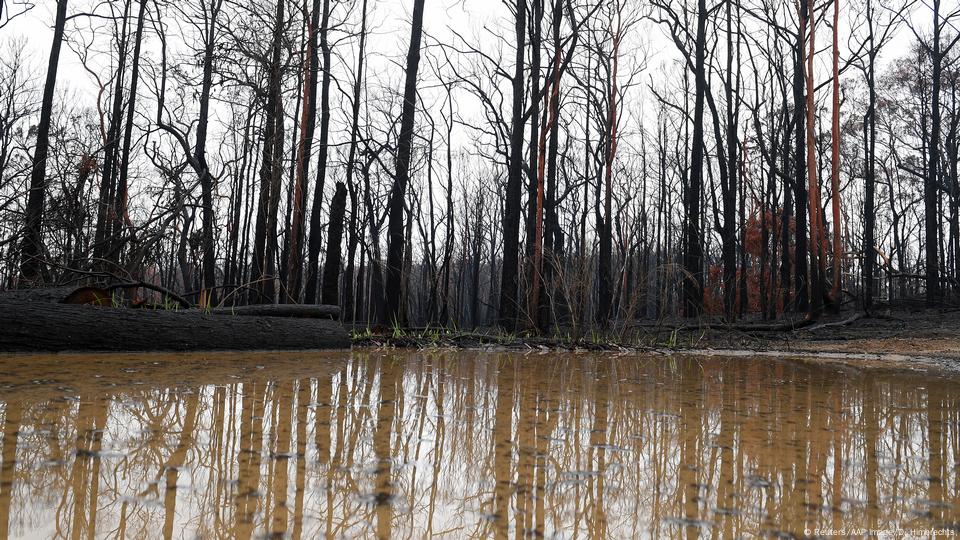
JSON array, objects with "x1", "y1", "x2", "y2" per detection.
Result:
[{"x1": 0, "y1": 351, "x2": 957, "y2": 538}]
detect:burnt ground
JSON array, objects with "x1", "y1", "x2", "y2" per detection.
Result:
[
  {"x1": 351, "y1": 309, "x2": 960, "y2": 374},
  {"x1": 710, "y1": 310, "x2": 960, "y2": 374},
  {"x1": 649, "y1": 310, "x2": 960, "y2": 356}
]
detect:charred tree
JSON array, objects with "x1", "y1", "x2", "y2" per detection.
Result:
[
  {"x1": 342, "y1": 0, "x2": 369, "y2": 319},
  {"x1": 285, "y1": 0, "x2": 323, "y2": 302},
  {"x1": 18, "y1": 0, "x2": 68, "y2": 282},
  {"x1": 250, "y1": 0, "x2": 286, "y2": 304},
  {"x1": 304, "y1": 0, "x2": 333, "y2": 304},
  {"x1": 384, "y1": 0, "x2": 427, "y2": 324},
  {"x1": 112, "y1": 0, "x2": 148, "y2": 267},
  {"x1": 321, "y1": 181, "x2": 347, "y2": 305},
  {"x1": 682, "y1": 0, "x2": 707, "y2": 318}
]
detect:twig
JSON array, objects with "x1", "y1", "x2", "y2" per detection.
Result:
[
  {"x1": 44, "y1": 261, "x2": 191, "y2": 308},
  {"x1": 808, "y1": 312, "x2": 864, "y2": 332},
  {"x1": 100, "y1": 282, "x2": 191, "y2": 308}
]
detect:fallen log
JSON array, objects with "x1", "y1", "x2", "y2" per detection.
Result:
[
  {"x1": 211, "y1": 304, "x2": 340, "y2": 320},
  {"x1": 2, "y1": 287, "x2": 340, "y2": 319},
  {"x1": 0, "y1": 287, "x2": 77, "y2": 304},
  {"x1": 807, "y1": 312, "x2": 864, "y2": 332},
  {"x1": 0, "y1": 300, "x2": 350, "y2": 352},
  {"x1": 728, "y1": 316, "x2": 815, "y2": 332}
]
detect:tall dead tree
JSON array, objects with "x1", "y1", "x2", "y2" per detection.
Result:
[
  {"x1": 384, "y1": 0, "x2": 427, "y2": 324},
  {"x1": 192, "y1": 0, "x2": 221, "y2": 302},
  {"x1": 792, "y1": 2, "x2": 810, "y2": 312},
  {"x1": 304, "y1": 0, "x2": 333, "y2": 304},
  {"x1": 683, "y1": 0, "x2": 707, "y2": 318},
  {"x1": 156, "y1": 0, "x2": 224, "y2": 303},
  {"x1": 863, "y1": 0, "x2": 878, "y2": 310},
  {"x1": 597, "y1": 1, "x2": 624, "y2": 327},
  {"x1": 541, "y1": 0, "x2": 567, "y2": 329},
  {"x1": 720, "y1": 0, "x2": 741, "y2": 319},
  {"x1": 250, "y1": 0, "x2": 286, "y2": 304},
  {"x1": 18, "y1": 0, "x2": 68, "y2": 282},
  {"x1": 828, "y1": 0, "x2": 842, "y2": 304},
  {"x1": 498, "y1": 0, "x2": 527, "y2": 330},
  {"x1": 112, "y1": 0, "x2": 148, "y2": 266},
  {"x1": 910, "y1": 0, "x2": 960, "y2": 306},
  {"x1": 804, "y1": 0, "x2": 826, "y2": 315},
  {"x1": 924, "y1": 0, "x2": 943, "y2": 306},
  {"x1": 285, "y1": 0, "x2": 323, "y2": 302},
  {"x1": 93, "y1": 0, "x2": 131, "y2": 266},
  {"x1": 341, "y1": 0, "x2": 369, "y2": 318},
  {"x1": 529, "y1": 0, "x2": 565, "y2": 332}
]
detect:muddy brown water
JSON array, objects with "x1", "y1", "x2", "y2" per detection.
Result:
[{"x1": 0, "y1": 350, "x2": 957, "y2": 539}]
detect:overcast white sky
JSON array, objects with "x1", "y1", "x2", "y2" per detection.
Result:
[
  {"x1": 4, "y1": 0, "x2": 511, "y2": 97},
  {"x1": 0, "y1": 0, "x2": 933, "y2": 152}
]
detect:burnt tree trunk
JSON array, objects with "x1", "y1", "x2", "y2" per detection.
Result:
[
  {"x1": 598, "y1": 12, "x2": 622, "y2": 328},
  {"x1": 792, "y1": 10, "x2": 810, "y2": 312},
  {"x1": 384, "y1": 0, "x2": 427, "y2": 325},
  {"x1": 925, "y1": 0, "x2": 944, "y2": 306},
  {"x1": 250, "y1": 0, "x2": 286, "y2": 304},
  {"x1": 863, "y1": 0, "x2": 877, "y2": 310},
  {"x1": 112, "y1": 0, "x2": 148, "y2": 266},
  {"x1": 19, "y1": 0, "x2": 68, "y2": 283},
  {"x1": 498, "y1": 0, "x2": 527, "y2": 331},
  {"x1": 305, "y1": 0, "x2": 333, "y2": 304},
  {"x1": 321, "y1": 182, "x2": 347, "y2": 305},
  {"x1": 683, "y1": 0, "x2": 707, "y2": 318},
  {"x1": 93, "y1": 2, "x2": 131, "y2": 265},
  {"x1": 285, "y1": 0, "x2": 323, "y2": 302},
  {"x1": 341, "y1": 0, "x2": 369, "y2": 321}
]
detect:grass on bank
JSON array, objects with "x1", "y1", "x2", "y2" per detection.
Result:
[{"x1": 348, "y1": 322, "x2": 711, "y2": 351}]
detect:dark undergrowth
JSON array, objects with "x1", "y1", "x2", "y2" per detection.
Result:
[{"x1": 347, "y1": 308, "x2": 960, "y2": 353}]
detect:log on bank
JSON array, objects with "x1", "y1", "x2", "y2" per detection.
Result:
[{"x1": 0, "y1": 299, "x2": 350, "y2": 352}]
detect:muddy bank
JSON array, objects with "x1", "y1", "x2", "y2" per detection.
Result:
[
  {"x1": 352, "y1": 309, "x2": 960, "y2": 373},
  {"x1": 686, "y1": 310, "x2": 960, "y2": 363}
]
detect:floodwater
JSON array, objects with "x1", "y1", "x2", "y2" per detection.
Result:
[{"x1": 0, "y1": 351, "x2": 957, "y2": 539}]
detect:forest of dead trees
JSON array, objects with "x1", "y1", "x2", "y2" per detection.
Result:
[{"x1": 1, "y1": 0, "x2": 960, "y2": 334}]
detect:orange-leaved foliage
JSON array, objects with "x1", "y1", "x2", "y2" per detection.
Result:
[{"x1": 701, "y1": 205, "x2": 797, "y2": 316}]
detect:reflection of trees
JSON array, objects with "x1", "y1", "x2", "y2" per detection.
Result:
[
  {"x1": 491, "y1": 355, "x2": 514, "y2": 540},
  {"x1": 233, "y1": 379, "x2": 265, "y2": 540},
  {"x1": 63, "y1": 394, "x2": 108, "y2": 540},
  {"x1": 291, "y1": 379, "x2": 309, "y2": 540},
  {"x1": 0, "y1": 400, "x2": 21, "y2": 537},
  {"x1": 927, "y1": 385, "x2": 945, "y2": 524},
  {"x1": 0, "y1": 352, "x2": 957, "y2": 538},
  {"x1": 373, "y1": 357, "x2": 398, "y2": 540},
  {"x1": 267, "y1": 381, "x2": 293, "y2": 536}
]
